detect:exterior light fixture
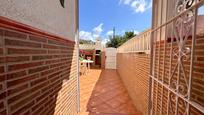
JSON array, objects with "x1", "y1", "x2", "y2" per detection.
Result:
[{"x1": 60, "y1": 0, "x2": 65, "y2": 8}]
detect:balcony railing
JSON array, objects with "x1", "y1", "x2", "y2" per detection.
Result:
[{"x1": 117, "y1": 29, "x2": 151, "y2": 54}]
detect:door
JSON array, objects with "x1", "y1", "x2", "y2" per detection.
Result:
[{"x1": 105, "y1": 48, "x2": 116, "y2": 69}]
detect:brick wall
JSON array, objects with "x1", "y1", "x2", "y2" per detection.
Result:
[
  {"x1": 117, "y1": 53, "x2": 150, "y2": 115},
  {"x1": 116, "y1": 34, "x2": 204, "y2": 115},
  {"x1": 152, "y1": 35, "x2": 204, "y2": 115},
  {"x1": 0, "y1": 27, "x2": 78, "y2": 114}
]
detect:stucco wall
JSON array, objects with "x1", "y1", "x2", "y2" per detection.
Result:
[{"x1": 0, "y1": 0, "x2": 77, "y2": 41}]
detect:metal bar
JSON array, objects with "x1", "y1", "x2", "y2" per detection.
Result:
[
  {"x1": 174, "y1": 13, "x2": 184, "y2": 115},
  {"x1": 151, "y1": 1, "x2": 159, "y2": 114},
  {"x1": 150, "y1": 1, "x2": 204, "y2": 115},
  {"x1": 155, "y1": 0, "x2": 163, "y2": 114},
  {"x1": 150, "y1": 75, "x2": 204, "y2": 113},
  {"x1": 149, "y1": 1, "x2": 158, "y2": 113},
  {"x1": 167, "y1": 21, "x2": 174, "y2": 115},
  {"x1": 148, "y1": 2, "x2": 156, "y2": 113},
  {"x1": 186, "y1": 7, "x2": 198, "y2": 115},
  {"x1": 151, "y1": 32, "x2": 157, "y2": 115},
  {"x1": 160, "y1": 0, "x2": 167, "y2": 114},
  {"x1": 160, "y1": 1, "x2": 168, "y2": 114}
]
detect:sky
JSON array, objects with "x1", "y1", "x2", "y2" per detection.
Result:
[{"x1": 79, "y1": 0, "x2": 152, "y2": 43}]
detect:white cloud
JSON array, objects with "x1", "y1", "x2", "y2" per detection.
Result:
[
  {"x1": 102, "y1": 38, "x2": 109, "y2": 45},
  {"x1": 79, "y1": 23, "x2": 104, "y2": 41},
  {"x1": 93, "y1": 23, "x2": 103, "y2": 37},
  {"x1": 134, "y1": 30, "x2": 140, "y2": 35},
  {"x1": 106, "y1": 30, "x2": 114, "y2": 36},
  {"x1": 79, "y1": 31, "x2": 94, "y2": 41},
  {"x1": 119, "y1": 0, "x2": 152, "y2": 13}
]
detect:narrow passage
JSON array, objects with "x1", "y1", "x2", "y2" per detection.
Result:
[{"x1": 79, "y1": 68, "x2": 140, "y2": 115}]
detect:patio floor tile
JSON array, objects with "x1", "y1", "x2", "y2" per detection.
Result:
[{"x1": 79, "y1": 68, "x2": 141, "y2": 115}]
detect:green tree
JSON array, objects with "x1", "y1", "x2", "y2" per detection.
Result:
[
  {"x1": 106, "y1": 31, "x2": 136, "y2": 48},
  {"x1": 79, "y1": 39, "x2": 94, "y2": 44},
  {"x1": 106, "y1": 35, "x2": 123, "y2": 48}
]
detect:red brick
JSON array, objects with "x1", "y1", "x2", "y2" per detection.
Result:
[
  {"x1": 50, "y1": 62, "x2": 63, "y2": 69},
  {"x1": 32, "y1": 55, "x2": 52, "y2": 61},
  {"x1": 117, "y1": 53, "x2": 149, "y2": 115},
  {"x1": 0, "y1": 29, "x2": 3, "y2": 44},
  {"x1": 5, "y1": 39, "x2": 41, "y2": 48},
  {"x1": 0, "y1": 101, "x2": 4, "y2": 110},
  {"x1": 0, "y1": 92, "x2": 6, "y2": 100},
  {"x1": 11, "y1": 101, "x2": 35, "y2": 115},
  {"x1": 43, "y1": 44, "x2": 60, "y2": 49},
  {"x1": 30, "y1": 77, "x2": 47, "y2": 86},
  {"x1": 0, "y1": 75, "x2": 5, "y2": 82},
  {"x1": 0, "y1": 48, "x2": 3, "y2": 55},
  {"x1": 45, "y1": 59, "x2": 61, "y2": 65},
  {"x1": 28, "y1": 66, "x2": 49, "y2": 74},
  {"x1": 0, "y1": 66, "x2": 4, "y2": 74},
  {"x1": 0, "y1": 29, "x2": 3, "y2": 38},
  {"x1": 7, "y1": 84, "x2": 29, "y2": 96},
  {"x1": 41, "y1": 67, "x2": 57, "y2": 76},
  {"x1": 32, "y1": 106, "x2": 44, "y2": 115},
  {"x1": 0, "y1": 57, "x2": 5, "y2": 64},
  {"x1": 22, "y1": 111, "x2": 30, "y2": 115},
  {"x1": 8, "y1": 89, "x2": 30, "y2": 104},
  {"x1": 5, "y1": 30, "x2": 27, "y2": 39},
  {"x1": 36, "y1": 92, "x2": 50, "y2": 103},
  {"x1": 0, "y1": 110, "x2": 6, "y2": 115},
  {"x1": 30, "y1": 81, "x2": 49, "y2": 93},
  {"x1": 8, "y1": 61, "x2": 44, "y2": 71},
  {"x1": 0, "y1": 84, "x2": 2, "y2": 90},
  {"x1": 48, "y1": 71, "x2": 62, "y2": 79},
  {"x1": 32, "y1": 100, "x2": 45, "y2": 112},
  {"x1": 7, "y1": 74, "x2": 39, "y2": 88},
  {"x1": 10, "y1": 91, "x2": 39, "y2": 111},
  {"x1": 50, "y1": 76, "x2": 60, "y2": 83},
  {"x1": 48, "y1": 50, "x2": 61, "y2": 54},
  {"x1": 29, "y1": 35, "x2": 47, "y2": 43},
  {"x1": 7, "y1": 48, "x2": 47, "y2": 55},
  {"x1": 0, "y1": 27, "x2": 77, "y2": 114},
  {"x1": 6, "y1": 70, "x2": 27, "y2": 80},
  {"x1": 48, "y1": 39, "x2": 67, "y2": 46},
  {"x1": 6, "y1": 56, "x2": 30, "y2": 63}
]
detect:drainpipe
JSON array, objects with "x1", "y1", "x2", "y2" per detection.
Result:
[{"x1": 75, "y1": 0, "x2": 80, "y2": 113}]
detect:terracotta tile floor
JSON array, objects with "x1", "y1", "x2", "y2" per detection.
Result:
[{"x1": 79, "y1": 68, "x2": 141, "y2": 115}]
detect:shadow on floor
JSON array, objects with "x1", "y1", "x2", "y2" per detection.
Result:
[{"x1": 80, "y1": 69, "x2": 141, "y2": 115}]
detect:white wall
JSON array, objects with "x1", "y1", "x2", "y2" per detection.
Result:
[
  {"x1": 105, "y1": 48, "x2": 117, "y2": 69},
  {"x1": 0, "y1": 0, "x2": 77, "y2": 41}
]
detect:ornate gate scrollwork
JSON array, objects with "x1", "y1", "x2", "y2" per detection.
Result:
[{"x1": 150, "y1": 0, "x2": 204, "y2": 115}]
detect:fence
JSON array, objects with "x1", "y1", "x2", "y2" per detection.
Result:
[
  {"x1": 149, "y1": 0, "x2": 204, "y2": 115},
  {"x1": 117, "y1": 29, "x2": 151, "y2": 54},
  {"x1": 116, "y1": 29, "x2": 151, "y2": 115}
]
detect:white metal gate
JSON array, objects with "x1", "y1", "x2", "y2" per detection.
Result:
[
  {"x1": 105, "y1": 48, "x2": 116, "y2": 69},
  {"x1": 149, "y1": 0, "x2": 204, "y2": 115}
]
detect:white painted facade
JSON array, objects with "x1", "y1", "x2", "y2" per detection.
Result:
[{"x1": 0, "y1": 0, "x2": 77, "y2": 41}]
